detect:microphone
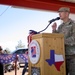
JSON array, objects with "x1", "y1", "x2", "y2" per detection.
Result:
[{"x1": 49, "y1": 17, "x2": 60, "y2": 24}]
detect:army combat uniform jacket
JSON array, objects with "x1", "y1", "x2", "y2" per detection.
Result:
[{"x1": 53, "y1": 19, "x2": 75, "y2": 55}]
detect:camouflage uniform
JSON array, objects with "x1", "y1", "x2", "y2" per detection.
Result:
[{"x1": 53, "y1": 19, "x2": 75, "y2": 75}]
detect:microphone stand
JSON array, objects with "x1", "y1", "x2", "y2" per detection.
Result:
[
  {"x1": 29, "y1": 17, "x2": 60, "y2": 34},
  {"x1": 37, "y1": 20, "x2": 53, "y2": 33}
]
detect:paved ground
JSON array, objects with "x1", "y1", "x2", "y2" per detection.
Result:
[{"x1": 4, "y1": 68, "x2": 28, "y2": 75}]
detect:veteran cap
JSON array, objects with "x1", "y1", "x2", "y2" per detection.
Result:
[{"x1": 58, "y1": 7, "x2": 70, "y2": 12}]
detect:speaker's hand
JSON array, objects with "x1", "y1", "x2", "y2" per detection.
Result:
[{"x1": 52, "y1": 22, "x2": 57, "y2": 31}]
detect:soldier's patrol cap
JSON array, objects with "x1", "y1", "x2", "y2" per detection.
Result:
[{"x1": 58, "y1": 7, "x2": 70, "y2": 12}]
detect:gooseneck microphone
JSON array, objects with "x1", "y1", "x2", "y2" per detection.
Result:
[
  {"x1": 29, "y1": 17, "x2": 60, "y2": 34},
  {"x1": 49, "y1": 17, "x2": 60, "y2": 24},
  {"x1": 37, "y1": 17, "x2": 60, "y2": 33}
]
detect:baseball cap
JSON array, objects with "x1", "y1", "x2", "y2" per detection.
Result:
[{"x1": 58, "y1": 7, "x2": 70, "y2": 12}]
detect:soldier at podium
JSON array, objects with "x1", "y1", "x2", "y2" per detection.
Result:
[{"x1": 52, "y1": 7, "x2": 75, "y2": 75}]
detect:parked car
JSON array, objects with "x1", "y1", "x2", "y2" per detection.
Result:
[
  {"x1": 4, "y1": 60, "x2": 20, "y2": 72},
  {"x1": 12, "y1": 48, "x2": 28, "y2": 54},
  {"x1": 11, "y1": 48, "x2": 28, "y2": 67}
]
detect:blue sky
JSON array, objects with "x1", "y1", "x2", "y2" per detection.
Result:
[{"x1": 0, "y1": 4, "x2": 61, "y2": 51}]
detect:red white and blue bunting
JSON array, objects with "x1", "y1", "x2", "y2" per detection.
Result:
[
  {"x1": 19, "y1": 54, "x2": 28, "y2": 62},
  {"x1": 0, "y1": 54, "x2": 28, "y2": 64},
  {"x1": 0, "y1": 54, "x2": 16, "y2": 64}
]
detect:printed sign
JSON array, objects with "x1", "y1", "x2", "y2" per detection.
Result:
[
  {"x1": 31, "y1": 67, "x2": 40, "y2": 75},
  {"x1": 29, "y1": 40, "x2": 40, "y2": 64}
]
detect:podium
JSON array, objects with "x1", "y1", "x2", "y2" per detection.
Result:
[{"x1": 28, "y1": 33, "x2": 66, "y2": 75}]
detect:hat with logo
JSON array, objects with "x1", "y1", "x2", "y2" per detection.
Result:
[{"x1": 58, "y1": 7, "x2": 70, "y2": 12}]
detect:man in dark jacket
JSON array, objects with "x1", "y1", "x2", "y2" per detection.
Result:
[
  {"x1": 0, "y1": 46, "x2": 4, "y2": 75},
  {"x1": 22, "y1": 62, "x2": 28, "y2": 75}
]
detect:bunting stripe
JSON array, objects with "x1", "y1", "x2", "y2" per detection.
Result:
[{"x1": 0, "y1": 54, "x2": 28, "y2": 64}]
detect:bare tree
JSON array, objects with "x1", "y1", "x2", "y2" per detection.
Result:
[{"x1": 15, "y1": 40, "x2": 25, "y2": 49}]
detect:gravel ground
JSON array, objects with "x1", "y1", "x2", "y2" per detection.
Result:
[{"x1": 4, "y1": 68, "x2": 28, "y2": 75}]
